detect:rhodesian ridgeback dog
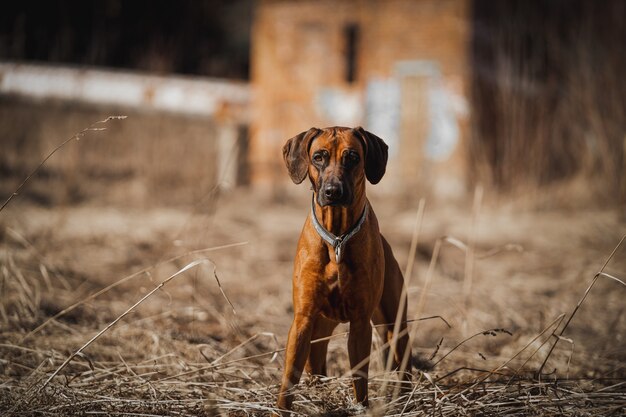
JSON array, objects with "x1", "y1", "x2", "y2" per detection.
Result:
[{"x1": 277, "y1": 126, "x2": 416, "y2": 413}]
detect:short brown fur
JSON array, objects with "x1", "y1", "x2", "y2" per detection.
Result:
[{"x1": 277, "y1": 127, "x2": 413, "y2": 414}]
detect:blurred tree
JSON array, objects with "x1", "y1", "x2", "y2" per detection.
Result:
[
  {"x1": 0, "y1": 0, "x2": 252, "y2": 79},
  {"x1": 470, "y1": 0, "x2": 626, "y2": 197}
]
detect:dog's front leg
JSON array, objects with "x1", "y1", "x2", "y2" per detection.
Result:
[
  {"x1": 348, "y1": 319, "x2": 372, "y2": 406},
  {"x1": 277, "y1": 314, "x2": 314, "y2": 413}
]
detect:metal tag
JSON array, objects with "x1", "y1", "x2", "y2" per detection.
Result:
[{"x1": 335, "y1": 244, "x2": 342, "y2": 264}]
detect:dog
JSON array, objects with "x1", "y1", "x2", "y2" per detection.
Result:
[{"x1": 276, "y1": 126, "x2": 416, "y2": 413}]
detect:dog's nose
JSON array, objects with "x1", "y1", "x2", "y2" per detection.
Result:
[{"x1": 323, "y1": 183, "x2": 343, "y2": 200}]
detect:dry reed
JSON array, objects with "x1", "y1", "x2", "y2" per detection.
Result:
[
  {"x1": 1, "y1": 120, "x2": 625, "y2": 416},
  {"x1": 1, "y1": 222, "x2": 624, "y2": 416}
]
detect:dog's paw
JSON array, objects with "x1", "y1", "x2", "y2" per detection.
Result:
[{"x1": 305, "y1": 374, "x2": 324, "y2": 386}]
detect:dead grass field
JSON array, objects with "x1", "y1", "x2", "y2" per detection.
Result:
[{"x1": 1, "y1": 116, "x2": 625, "y2": 416}]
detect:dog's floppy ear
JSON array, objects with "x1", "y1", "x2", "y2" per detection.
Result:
[
  {"x1": 282, "y1": 128, "x2": 322, "y2": 184},
  {"x1": 353, "y1": 127, "x2": 389, "y2": 184}
]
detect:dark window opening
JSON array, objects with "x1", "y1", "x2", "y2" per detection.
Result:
[
  {"x1": 236, "y1": 125, "x2": 250, "y2": 186},
  {"x1": 344, "y1": 24, "x2": 359, "y2": 83}
]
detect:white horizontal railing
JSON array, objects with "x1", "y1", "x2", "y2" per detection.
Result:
[{"x1": 0, "y1": 62, "x2": 250, "y2": 120}]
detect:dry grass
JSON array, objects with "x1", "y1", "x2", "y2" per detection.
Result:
[
  {"x1": 0, "y1": 97, "x2": 222, "y2": 206},
  {"x1": 0, "y1": 218, "x2": 626, "y2": 416},
  {"x1": 1, "y1": 117, "x2": 625, "y2": 416},
  {"x1": 470, "y1": 1, "x2": 626, "y2": 201}
]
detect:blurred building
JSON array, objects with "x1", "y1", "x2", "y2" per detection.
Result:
[
  {"x1": 2, "y1": 0, "x2": 624, "y2": 204},
  {"x1": 250, "y1": 0, "x2": 470, "y2": 198},
  {"x1": 0, "y1": 1, "x2": 254, "y2": 205}
]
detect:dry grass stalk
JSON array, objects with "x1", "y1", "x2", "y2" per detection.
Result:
[
  {"x1": 537, "y1": 234, "x2": 626, "y2": 375},
  {"x1": 41, "y1": 259, "x2": 211, "y2": 389},
  {"x1": 462, "y1": 184, "x2": 483, "y2": 325},
  {"x1": 382, "y1": 198, "x2": 425, "y2": 394},
  {"x1": 20, "y1": 242, "x2": 247, "y2": 342},
  {"x1": 0, "y1": 115, "x2": 127, "y2": 213}
]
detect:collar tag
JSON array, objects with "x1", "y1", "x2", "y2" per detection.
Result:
[{"x1": 335, "y1": 243, "x2": 343, "y2": 264}]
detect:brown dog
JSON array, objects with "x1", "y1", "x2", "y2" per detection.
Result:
[{"x1": 277, "y1": 126, "x2": 414, "y2": 413}]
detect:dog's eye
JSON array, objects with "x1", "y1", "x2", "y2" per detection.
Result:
[
  {"x1": 312, "y1": 152, "x2": 326, "y2": 164},
  {"x1": 344, "y1": 151, "x2": 360, "y2": 165}
]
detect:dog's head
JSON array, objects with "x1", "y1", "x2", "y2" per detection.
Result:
[{"x1": 282, "y1": 126, "x2": 388, "y2": 207}]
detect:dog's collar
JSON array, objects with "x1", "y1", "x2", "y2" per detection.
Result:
[{"x1": 310, "y1": 195, "x2": 368, "y2": 264}]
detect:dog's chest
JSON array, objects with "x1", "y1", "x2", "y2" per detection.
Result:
[{"x1": 319, "y1": 267, "x2": 367, "y2": 323}]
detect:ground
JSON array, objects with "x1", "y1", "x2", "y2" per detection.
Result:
[{"x1": 1, "y1": 183, "x2": 625, "y2": 415}]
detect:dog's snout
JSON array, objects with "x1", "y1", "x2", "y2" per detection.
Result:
[
  {"x1": 318, "y1": 178, "x2": 350, "y2": 207},
  {"x1": 323, "y1": 183, "x2": 343, "y2": 200}
]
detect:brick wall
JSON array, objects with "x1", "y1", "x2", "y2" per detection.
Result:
[{"x1": 251, "y1": 0, "x2": 469, "y2": 198}]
